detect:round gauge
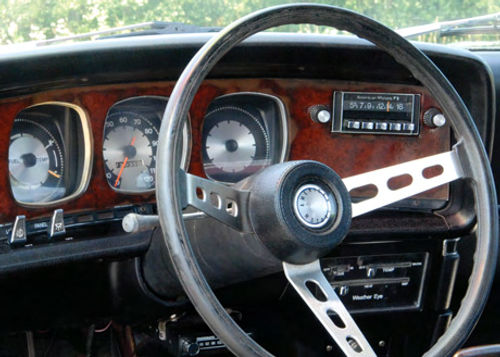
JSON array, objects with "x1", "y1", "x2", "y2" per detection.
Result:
[
  {"x1": 102, "y1": 96, "x2": 191, "y2": 193},
  {"x1": 8, "y1": 119, "x2": 65, "y2": 203},
  {"x1": 103, "y1": 111, "x2": 158, "y2": 192},
  {"x1": 202, "y1": 106, "x2": 270, "y2": 182}
]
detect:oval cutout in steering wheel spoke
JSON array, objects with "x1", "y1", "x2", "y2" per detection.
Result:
[
  {"x1": 284, "y1": 260, "x2": 376, "y2": 357},
  {"x1": 343, "y1": 147, "x2": 464, "y2": 218},
  {"x1": 180, "y1": 170, "x2": 253, "y2": 232}
]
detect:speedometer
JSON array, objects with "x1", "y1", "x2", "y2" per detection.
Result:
[
  {"x1": 103, "y1": 111, "x2": 157, "y2": 191},
  {"x1": 102, "y1": 96, "x2": 190, "y2": 193}
]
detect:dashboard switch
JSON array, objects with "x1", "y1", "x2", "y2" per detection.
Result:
[
  {"x1": 367, "y1": 267, "x2": 376, "y2": 278},
  {"x1": 338, "y1": 285, "x2": 349, "y2": 296},
  {"x1": 49, "y1": 209, "x2": 65, "y2": 238},
  {"x1": 9, "y1": 215, "x2": 27, "y2": 246}
]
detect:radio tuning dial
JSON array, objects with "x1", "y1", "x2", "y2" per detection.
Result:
[
  {"x1": 308, "y1": 105, "x2": 331, "y2": 123},
  {"x1": 423, "y1": 108, "x2": 447, "y2": 128}
]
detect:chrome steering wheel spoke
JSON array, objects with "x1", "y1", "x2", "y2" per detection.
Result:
[
  {"x1": 283, "y1": 260, "x2": 376, "y2": 357},
  {"x1": 343, "y1": 147, "x2": 464, "y2": 218},
  {"x1": 180, "y1": 170, "x2": 253, "y2": 232}
]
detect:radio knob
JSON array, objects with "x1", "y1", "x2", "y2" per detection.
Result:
[
  {"x1": 308, "y1": 105, "x2": 331, "y2": 123},
  {"x1": 317, "y1": 110, "x2": 331, "y2": 123},
  {"x1": 424, "y1": 108, "x2": 447, "y2": 128}
]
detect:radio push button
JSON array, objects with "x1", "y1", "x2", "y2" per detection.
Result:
[
  {"x1": 375, "y1": 122, "x2": 388, "y2": 131},
  {"x1": 390, "y1": 122, "x2": 402, "y2": 131},
  {"x1": 403, "y1": 123, "x2": 415, "y2": 131},
  {"x1": 346, "y1": 120, "x2": 361, "y2": 130},
  {"x1": 361, "y1": 122, "x2": 374, "y2": 130}
]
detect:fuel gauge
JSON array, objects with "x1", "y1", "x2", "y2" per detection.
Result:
[{"x1": 9, "y1": 119, "x2": 65, "y2": 203}]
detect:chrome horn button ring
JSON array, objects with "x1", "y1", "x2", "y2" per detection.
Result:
[{"x1": 293, "y1": 184, "x2": 337, "y2": 229}]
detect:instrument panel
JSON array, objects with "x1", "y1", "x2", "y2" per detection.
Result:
[{"x1": 0, "y1": 79, "x2": 450, "y2": 223}]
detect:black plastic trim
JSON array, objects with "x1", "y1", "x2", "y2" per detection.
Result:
[{"x1": 0, "y1": 232, "x2": 151, "y2": 275}]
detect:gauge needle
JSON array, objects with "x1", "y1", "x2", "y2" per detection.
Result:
[
  {"x1": 114, "y1": 136, "x2": 136, "y2": 187},
  {"x1": 48, "y1": 170, "x2": 61, "y2": 179},
  {"x1": 114, "y1": 157, "x2": 128, "y2": 187}
]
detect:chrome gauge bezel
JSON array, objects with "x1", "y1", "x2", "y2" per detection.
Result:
[
  {"x1": 103, "y1": 95, "x2": 192, "y2": 195},
  {"x1": 9, "y1": 101, "x2": 94, "y2": 208},
  {"x1": 202, "y1": 92, "x2": 289, "y2": 184}
]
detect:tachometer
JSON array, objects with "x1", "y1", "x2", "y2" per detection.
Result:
[{"x1": 9, "y1": 119, "x2": 65, "y2": 203}]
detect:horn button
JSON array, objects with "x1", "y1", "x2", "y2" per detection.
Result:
[
  {"x1": 246, "y1": 161, "x2": 352, "y2": 264},
  {"x1": 293, "y1": 184, "x2": 337, "y2": 229}
]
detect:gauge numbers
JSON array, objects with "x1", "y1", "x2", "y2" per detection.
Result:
[
  {"x1": 102, "y1": 96, "x2": 190, "y2": 193},
  {"x1": 9, "y1": 119, "x2": 65, "y2": 203},
  {"x1": 202, "y1": 105, "x2": 270, "y2": 183},
  {"x1": 103, "y1": 111, "x2": 158, "y2": 192}
]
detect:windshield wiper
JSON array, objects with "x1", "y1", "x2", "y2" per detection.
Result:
[
  {"x1": 99, "y1": 21, "x2": 219, "y2": 39},
  {"x1": 397, "y1": 12, "x2": 500, "y2": 38},
  {"x1": 34, "y1": 21, "x2": 219, "y2": 46}
]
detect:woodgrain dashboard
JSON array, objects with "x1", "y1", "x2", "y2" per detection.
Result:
[{"x1": 0, "y1": 78, "x2": 450, "y2": 223}]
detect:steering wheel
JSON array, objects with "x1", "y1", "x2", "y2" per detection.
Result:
[{"x1": 156, "y1": 4, "x2": 498, "y2": 356}]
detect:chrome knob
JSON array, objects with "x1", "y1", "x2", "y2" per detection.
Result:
[
  {"x1": 424, "y1": 108, "x2": 447, "y2": 128},
  {"x1": 317, "y1": 109, "x2": 331, "y2": 123}
]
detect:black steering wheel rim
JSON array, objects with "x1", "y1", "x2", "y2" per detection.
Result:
[{"x1": 156, "y1": 4, "x2": 498, "y2": 356}]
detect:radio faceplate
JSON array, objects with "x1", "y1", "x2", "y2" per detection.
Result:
[
  {"x1": 321, "y1": 253, "x2": 428, "y2": 313},
  {"x1": 332, "y1": 91, "x2": 421, "y2": 136}
]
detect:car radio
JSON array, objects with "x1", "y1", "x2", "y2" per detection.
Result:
[
  {"x1": 321, "y1": 253, "x2": 428, "y2": 313},
  {"x1": 332, "y1": 91, "x2": 421, "y2": 135}
]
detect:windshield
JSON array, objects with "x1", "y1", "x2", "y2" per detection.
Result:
[{"x1": 2, "y1": 0, "x2": 500, "y2": 49}]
